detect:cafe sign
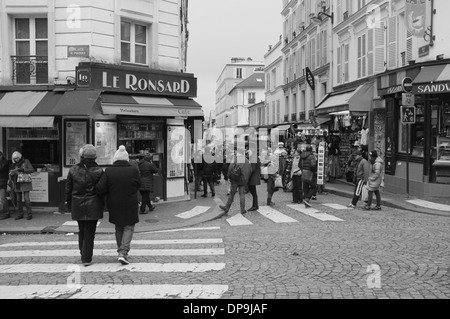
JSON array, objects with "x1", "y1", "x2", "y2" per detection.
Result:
[
  {"x1": 413, "y1": 82, "x2": 450, "y2": 94},
  {"x1": 76, "y1": 62, "x2": 197, "y2": 98}
]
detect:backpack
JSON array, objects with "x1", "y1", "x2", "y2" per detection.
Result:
[{"x1": 229, "y1": 162, "x2": 242, "y2": 182}]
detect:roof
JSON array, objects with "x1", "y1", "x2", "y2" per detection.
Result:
[{"x1": 235, "y1": 72, "x2": 265, "y2": 89}]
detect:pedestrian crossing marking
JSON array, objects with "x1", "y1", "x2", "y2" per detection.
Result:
[
  {"x1": 226, "y1": 213, "x2": 253, "y2": 226},
  {"x1": 175, "y1": 206, "x2": 211, "y2": 219},
  {"x1": 0, "y1": 263, "x2": 226, "y2": 273},
  {"x1": 0, "y1": 238, "x2": 223, "y2": 248},
  {"x1": 287, "y1": 205, "x2": 344, "y2": 222},
  {"x1": 62, "y1": 221, "x2": 101, "y2": 227},
  {"x1": 321, "y1": 203, "x2": 349, "y2": 210},
  {"x1": 0, "y1": 284, "x2": 229, "y2": 299},
  {"x1": 257, "y1": 206, "x2": 299, "y2": 223},
  {"x1": 0, "y1": 248, "x2": 225, "y2": 258}
]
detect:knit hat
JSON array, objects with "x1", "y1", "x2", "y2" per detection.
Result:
[
  {"x1": 113, "y1": 145, "x2": 129, "y2": 162},
  {"x1": 79, "y1": 144, "x2": 97, "y2": 159},
  {"x1": 369, "y1": 150, "x2": 378, "y2": 158}
]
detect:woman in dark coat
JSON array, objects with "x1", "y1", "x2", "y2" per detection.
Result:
[
  {"x1": 65, "y1": 144, "x2": 104, "y2": 266},
  {"x1": 9, "y1": 151, "x2": 35, "y2": 220},
  {"x1": 247, "y1": 150, "x2": 261, "y2": 211},
  {"x1": 96, "y1": 145, "x2": 141, "y2": 265},
  {"x1": 138, "y1": 153, "x2": 159, "y2": 214},
  {"x1": 201, "y1": 147, "x2": 216, "y2": 197}
]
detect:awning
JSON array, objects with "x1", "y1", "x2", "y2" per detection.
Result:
[
  {"x1": 412, "y1": 64, "x2": 450, "y2": 94},
  {"x1": 316, "y1": 82, "x2": 374, "y2": 115},
  {"x1": 275, "y1": 124, "x2": 291, "y2": 131},
  {"x1": 0, "y1": 91, "x2": 57, "y2": 127},
  {"x1": 100, "y1": 94, "x2": 204, "y2": 117},
  {"x1": 256, "y1": 124, "x2": 277, "y2": 129},
  {"x1": 49, "y1": 90, "x2": 102, "y2": 116}
]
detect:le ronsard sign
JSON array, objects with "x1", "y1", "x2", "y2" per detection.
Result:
[{"x1": 76, "y1": 62, "x2": 197, "y2": 98}]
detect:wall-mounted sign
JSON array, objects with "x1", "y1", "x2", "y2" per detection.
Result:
[
  {"x1": 76, "y1": 62, "x2": 197, "y2": 98},
  {"x1": 402, "y1": 77, "x2": 413, "y2": 93},
  {"x1": 405, "y1": 0, "x2": 427, "y2": 38},
  {"x1": 401, "y1": 106, "x2": 416, "y2": 124},
  {"x1": 68, "y1": 45, "x2": 90, "y2": 58},
  {"x1": 414, "y1": 82, "x2": 450, "y2": 94},
  {"x1": 30, "y1": 173, "x2": 49, "y2": 203},
  {"x1": 65, "y1": 120, "x2": 87, "y2": 166},
  {"x1": 94, "y1": 121, "x2": 117, "y2": 166},
  {"x1": 418, "y1": 45, "x2": 430, "y2": 57},
  {"x1": 305, "y1": 67, "x2": 315, "y2": 91}
]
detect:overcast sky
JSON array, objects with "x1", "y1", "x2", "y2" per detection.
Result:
[{"x1": 186, "y1": 0, "x2": 283, "y2": 119}]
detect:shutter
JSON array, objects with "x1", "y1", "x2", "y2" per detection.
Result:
[
  {"x1": 367, "y1": 29, "x2": 374, "y2": 75},
  {"x1": 406, "y1": 29, "x2": 413, "y2": 62},
  {"x1": 388, "y1": 16, "x2": 397, "y2": 69},
  {"x1": 311, "y1": 37, "x2": 316, "y2": 70},
  {"x1": 344, "y1": 44, "x2": 349, "y2": 82},
  {"x1": 358, "y1": 36, "x2": 362, "y2": 78},
  {"x1": 306, "y1": 41, "x2": 310, "y2": 69},
  {"x1": 323, "y1": 30, "x2": 327, "y2": 65},
  {"x1": 375, "y1": 21, "x2": 386, "y2": 73},
  {"x1": 317, "y1": 33, "x2": 321, "y2": 68},
  {"x1": 337, "y1": 46, "x2": 342, "y2": 84},
  {"x1": 336, "y1": 0, "x2": 342, "y2": 24}
]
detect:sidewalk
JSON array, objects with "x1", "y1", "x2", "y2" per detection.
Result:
[
  {"x1": 324, "y1": 179, "x2": 450, "y2": 217},
  {"x1": 0, "y1": 189, "x2": 227, "y2": 235}
]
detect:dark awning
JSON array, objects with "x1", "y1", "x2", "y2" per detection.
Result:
[
  {"x1": 412, "y1": 64, "x2": 450, "y2": 94},
  {"x1": 49, "y1": 90, "x2": 102, "y2": 116}
]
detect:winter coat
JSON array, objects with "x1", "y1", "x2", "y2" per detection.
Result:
[
  {"x1": 367, "y1": 157, "x2": 384, "y2": 191},
  {"x1": 9, "y1": 158, "x2": 35, "y2": 192},
  {"x1": 96, "y1": 160, "x2": 141, "y2": 226},
  {"x1": 261, "y1": 153, "x2": 279, "y2": 176},
  {"x1": 299, "y1": 151, "x2": 317, "y2": 173},
  {"x1": 354, "y1": 157, "x2": 370, "y2": 183},
  {"x1": 138, "y1": 159, "x2": 158, "y2": 192},
  {"x1": 0, "y1": 156, "x2": 10, "y2": 189},
  {"x1": 202, "y1": 158, "x2": 217, "y2": 177},
  {"x1": 227, "y1": 154, "x2": 252, "y2": 186},
  {"x1": 248, "y1": 158, "x2": 261, "y2": 186},
  {"x1": 65, "y1": 159, "x2": 105, "y2": 221}
]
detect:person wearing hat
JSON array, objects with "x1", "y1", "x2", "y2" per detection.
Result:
[
  {"x1": 138, "y1": 153, "x2": 159, "y2": 214},
  {"x1": 96, "y1": 145, "x2": 141, "y2": 265},
  {"x1": 9, "y1": 151, "x2": 35, "y2": 220},
  {"x1": 65, "y1": 144, "x2": 105, "y2": 266},
  {"x1": 347, "y1": 150, "x2": 370, "y2": 208},
  {"x1": 364, "y1": 150, "x2": 384, "y2": 211}
]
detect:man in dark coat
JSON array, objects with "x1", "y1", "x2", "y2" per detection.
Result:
[
  {"x1": 299, "y1": 145, "x2": 317, "y2": 208},
  {"x1": 247, "y1": 149, "x2": 261, "y2": 211},
  {"x1": 138, "y1": 153, "x2": 159, "y2": 214},
  {"x1": 0, "y1": 151, "x2": 11, "y2": 220},
  {"x1": 65, "y1": 144, "x2": 104, "y2": 266},
  {"x1": 201, "y1": 147, "x2": 216, "y2": 197},
  {"x1": 96, "y1": 145, "x2": 141, "y2": 265}
]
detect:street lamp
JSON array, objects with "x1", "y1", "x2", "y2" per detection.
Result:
[{"x1": 310, "y1": 5, "x2": 334, "y2": 25}]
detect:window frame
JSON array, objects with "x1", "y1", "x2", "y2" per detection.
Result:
[{"x1": 121, "y1": 19, "x2": 149, "y2": 66}]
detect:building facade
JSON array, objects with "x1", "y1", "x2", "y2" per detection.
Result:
[{"x1": 0, "y1": 0, "x2": 203, "y2": 207}]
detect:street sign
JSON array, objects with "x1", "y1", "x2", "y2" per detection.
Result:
[
  {"x1": 401, "y1": 106, "x2": 416, "y2": 124},
  {"x1": 402, "y1": 93, "x2": 415, "y2": 106},
  {"x1": 402, "y1": 77, "x2": 413, "y2": 93}
]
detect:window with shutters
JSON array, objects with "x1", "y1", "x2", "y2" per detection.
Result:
[
  {"x1": 342, "y1": 43, "x2": 349, "y2": 82},
  {"x1": 367, "y1": 29, "x2": 374, "y2": 75},
  {"x1": 317, "y1": 33, "x2": 321, "y2": 68},
  {"x1": 277, "y1": 100, "x2": 281, "y2": 124},
  {"x1": 375, "y1": 21, "x2": 386, "y2": 74},
  {"x1": 357, "y1": 34, "x2": 367, "y2": 79},
  {"x1": 321, "y1": 30, "x2": 328, "y2": 66},
  {"x1": 236, "y1": 68, "x2": 243, "y2": 79},
  {"x1": 337, "y1": 46, "x2": 342, "y2": 84}
]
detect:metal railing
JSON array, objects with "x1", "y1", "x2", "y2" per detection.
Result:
[
  {"x1": 11, "y1": 55, "x2": 48, "y2": 85},
  {"x1": 291, "y1": 113, "x2": 297, "y2": 122}
]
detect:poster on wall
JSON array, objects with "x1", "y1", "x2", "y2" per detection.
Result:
[
  {"x1": 95, "y1": 121, "x2": 117, "y2": 165},
  {"x1": 30, "y1": 173, "x2": 49, "y2": 203},
  {"x1": 65, "y1": 121, "x2": 87, "y2": 166},
  {"x1": 167, "y1": 126, "x2": 185, "y2": 178}
]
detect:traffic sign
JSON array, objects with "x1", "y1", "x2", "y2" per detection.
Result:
[
  {"x1": 402, "y1": 93, "x2": 415, "y2": 106},
  {"x1": 401, "y1": 106, "x2": 416, "y2": 124},
  {"x1": 402, "y1": 77, "x2": 413, "y2": 93}
]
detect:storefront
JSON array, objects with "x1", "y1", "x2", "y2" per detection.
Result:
[
  {"x1": 378, "y1": 61, "x2": 450, "y2": 197},
  {"x1": 0, "y1": 62, "x2": 204, "y2": 208}
]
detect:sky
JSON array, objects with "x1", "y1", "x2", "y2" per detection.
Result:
[{"x1": 186, "y1": 0, "x2": 283, "y2": 120}]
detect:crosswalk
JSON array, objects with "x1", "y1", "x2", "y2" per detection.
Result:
[{"x1": 0, "y1": 228, "x2": 228, "y2": 299}]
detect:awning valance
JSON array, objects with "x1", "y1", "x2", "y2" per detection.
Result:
[
  {"x1": 412, "y1": 64, "x2": 450, "y2": 94},
  {"x1": 0, "y1": 116, "x2": 54, "y2": 128},
  {"x1": 0, "y1": 91, "x2": 48, "y2": 116},
  {"x1": 316, "y1": 82, "x2": 374, "y2": 115},
  {"x1": 50, "y1": 90, "x2": 102, "y2": 116}
]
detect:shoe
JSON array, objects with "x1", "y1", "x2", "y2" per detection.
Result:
[
  {"x1": 0, "y1": 214, "x2": 10, "y2": 220},
  {"x1": 241, "y1": 211, "x2": 247, "y2": 215},
  {"x1": 311, "y1": 196, "x2": 317, "y2": 200},
  {"x1": 347, "y1": 204, "x2": 356, "y2": 209},
  {"x1": 304, "y1": 200, "x2": 312, "y2": 208},
  {"x1": 118, "y1": 256, "x2": 130, "y2": 265},
  {"x1": 149, "y1": 205, "x2": 156, "y2": 212},
  {"x1": 139, "y1": 210, "x2": 148, "y2": 214},
  {"x1": 267, "y1": 202, "x2": 275, "y2": 207},
  {"x1": 247, "y1": 207, "x2": 258, "y2": 212},
  {"x1": 363, "y1": 205, "x2": 371, "y2": 210},
  {"x1": 82, "y1": 261, "x2": 93, "y2": 267},
  {"x1": 373, "y1": 206, "x2": 382, "y2": 211},
  {"x1": 219, "y1": 205, "x2": 229, "y2": 214},
  {"x1": 14, "y1": 214, "x2": 24, "y2": 220},
  {"x1": 211, "y1": 193, "x2": 215, "y2": 197},
  {"x1": 201, "y1": 194, "x2": 208, "y2": 198},
  {"x1": 226, "y1": 193, "x2": 230, "y2": 195}
]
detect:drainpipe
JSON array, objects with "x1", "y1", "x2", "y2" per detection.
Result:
[{"x1": 429, "y1": 0, "x2": 435, "y2": 47}]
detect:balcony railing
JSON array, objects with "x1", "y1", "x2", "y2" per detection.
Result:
[
  {"x1": 11, "y1": 55, "x2": 48, "y2": 85},
  {"x1": 291, "y1": 113, "x2": 297, "y2": 122},
  {"x1": 299, "y1": 112, "x2": 306, "y2": 121},
  {"x1": 284, "y1": 114, "x2": 289, "y2": 123}
]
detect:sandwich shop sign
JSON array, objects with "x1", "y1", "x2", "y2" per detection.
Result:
[{"x1": 76, "y1": 62, "x2": 197, "y2": 98}]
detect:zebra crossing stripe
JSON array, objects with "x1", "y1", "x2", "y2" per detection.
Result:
[
  {"x1": 0, "y1": 238, "x2": 223, "y2": 248},
  {"x1": 62, "y1": 221, "x2": 101, "y2": 227},
  {"x1": 0, "y1": 284, "x2": 229, "y2": 299},
  {"x1": 142, "y1": 226, "x2": 221, "y2": 234},
  {"x1": 0, "y1": 248, "x2": 225, "y2": 258},
  {"x1": 0, "y1": 263, "x2": 226, "y2": 273},
  {"x1": 287, "y1": 205, "x2": 344, "y2": 222},
  {"x1": 175, "y1": 206, "x2": 211, "y2": 219},
  {"x1": 257, "y1": 206, "x2": 298, "y2": 223},
  {"x1": 321, "y1": 203, "x2": 349, "y2": 210},
  {"x1": 226, "y1": 213, "x2": 253, "y2": 226}
]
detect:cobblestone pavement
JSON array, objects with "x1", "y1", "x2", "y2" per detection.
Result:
[{"x1": 0, "y1": 181, "x2": 449, "y2": 299}]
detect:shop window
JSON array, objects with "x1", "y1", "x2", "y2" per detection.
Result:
[
  {"x1": 436, "y1": 102, "x2": 450, "y2": 161},
  {"x1": 398, "y1": 104, "x2": 425, "y2": 157},
  {"x1": 118, "y1": 121, "x2": 164, "y2": 156},
  {"x1": 121, "y1": 20, "x2": 148, "y2": 65}
]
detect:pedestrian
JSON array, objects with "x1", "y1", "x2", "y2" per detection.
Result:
[
  {"x1": 96, "y1": 145, "x2": 141, "y2": 265},
  {"x1": 201, "y1": 146, "x2": 216, "y2": 197},
  {"x1": 364, "y1": 150, "x2": 385, "y2": 211},
  {"x1": 65, "y1": 144, "x2": 104, "y2": 266},
  {"x1": 290, "y1": 149, "x2": 303, "y2": 204},
  {"x1": 192, "y1": 150, "x2": 203, "y2": 192},
  {"x1": 0, "y1": 151, "x2": 11, "y2": 220},
  {"x1": 299, "y1": 145, "x2": 317, "y2": 208},
  {"x1": 347, "y1": 150, "x2": 370, "y2": 208},
  {"x1": 9, "y1": 151, "x2": 35, "y2": 220},
  {"x1": 247, "y1": 150, "x2": 261, "y2": 211},
  {"x1": 222, "y1": 149, "x2": 232, "y2": 195},
  {"x1": 261, "y1": 149, "x2": 280, "y2": 206},
  {"x1": 138, "y1": 153, "x2": 159, "y2": 214},
  {"x1": 219, "y1": 148, "x2": 252, "y2": 215}
]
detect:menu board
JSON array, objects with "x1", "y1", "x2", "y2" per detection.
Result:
[
  {"x1": 65, "y1": 121, "x2": 87, "y2": 166},
  {"x1": 95, "y1": 121, "x2": 117, "y2": 165},
  {"x1": 167, "y1": 126, "x2": 185, "y2": 178},
  {"x1": 30, "y1": 172, "x2": 49, "y2": 203}
]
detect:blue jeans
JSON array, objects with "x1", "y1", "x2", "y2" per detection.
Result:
[
  {"x1": 0, "y1": 188, "x2": 9, "y2": 214},
  {"x1": 115, "y1": 224, "x2": 135, "y2": 257}
]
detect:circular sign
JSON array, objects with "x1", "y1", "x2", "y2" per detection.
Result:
[{"x1": 402, "y1": 77, "x2": 413, "y2": 93}]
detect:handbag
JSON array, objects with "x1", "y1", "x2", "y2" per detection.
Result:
[
  {"x1": 17, "y1": 172, "x2": 32, "y2": 183},
  {"x1": 286, "y1": 180, "x2": 294, "y2": 192},
  {"x1": 361, "y1": 185, "x2": 369, "y2": 202},
  {"x1": 301, "y1": 170, "x2": 314, "y2": 182},
  {"x1": 274, "y1": 174, "x2": 283, "y2": 188}
]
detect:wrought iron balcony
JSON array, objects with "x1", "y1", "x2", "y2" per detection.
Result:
[
  {"x1": 291, "y1": 113, "x2": 297, "y2": 122},
  {"x1": 11, "y1": 55, "x2": 48, "y2": 85},
  {"x1": 299, "y1": 112, "x2": 306, "y2": 121},
  {"x1": 284, "y1": 114, "x2": 289, "y2": 123}
]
